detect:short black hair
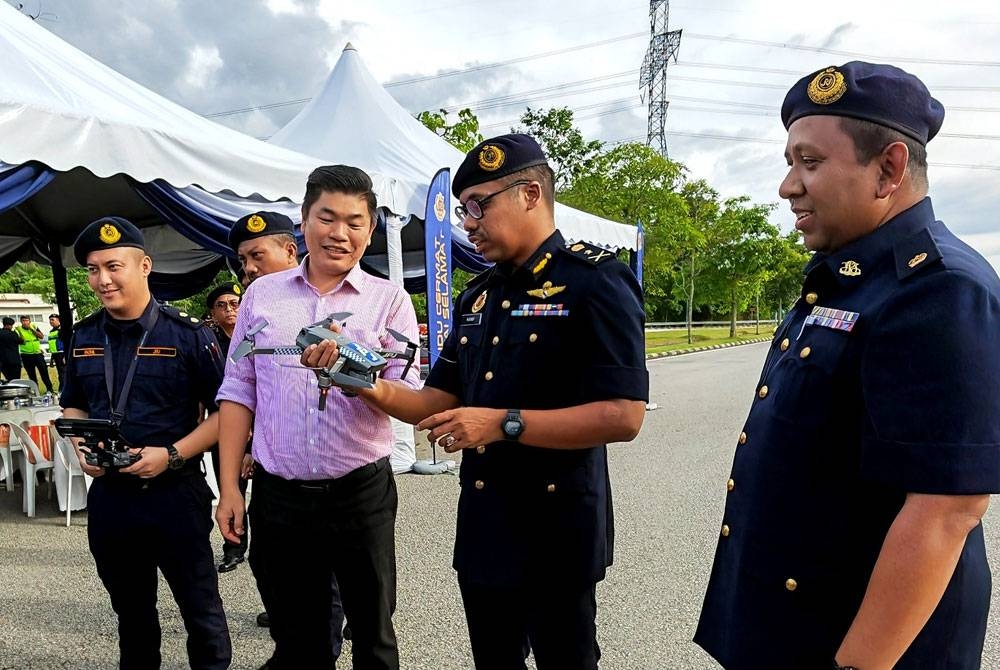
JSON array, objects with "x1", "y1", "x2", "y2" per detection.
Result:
[
  {"x1": 2, "y1": 317, "x2": 13, "y2": 326},
  {"x1": 504, "y1": 164, "x2": 555, "y2": 208},
  {"x1": 19, "y1": 315, "x2": 30, "y2": 320},
  {"x1": 302, "y1": 165, "x2": 378, "y2": 224},
  {"x1": 49, "y1": 313, "x2": 59, "y2": 320},
  {"x1": 839, "y1": 117, "x2": 928, "y2": 191}
]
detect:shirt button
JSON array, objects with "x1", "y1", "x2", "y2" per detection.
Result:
[
  {"x1": 738, "y1": 431, "x2": 747, "y2": 445},
  {"x1": 492, "y1": 336, "x2": 499, "y2": 345},
  {"x1": 780, "y1": 338, "x2": 790, "y2": 352},
  {"x1": 309, "y1": 439, "x2": 315, "y2": 445},
  {"x1": 758, "y1": 385, "x2": 768, "y2": 399},
  {"x1": 484, "y1": 371, "x2": 494, "y2": 381},
  {"x1": 800, "y1": 346, "x2": 812, "y2": 359},
  {"x1": 546, "y1": 484, "x2": 556, "y2": 493},
  {"x1": 501, "y1": 300, "x2": 511, "y2": 309},
  {"x1": 309, "y1": 408, "x2": 315, "y2": 415},
  {"x1": 476, "y1": 445, "x2": 485, "y2": 454},
  {"x1": 311, "y1": 467, "x2": 317, "y2": 474},
  {"x1": 805, "y1": 292, "x2": 818, "y2": 305},
  {"x1": 460, "y1": 336, "x2": 468, "y2": 345},
  {"x1": 727, "y1": 478, "x2": 735, "y2": 492},
  {"x1": 785, "y1": 578, "x2": 798, "y2": 592},
  {"x1": 529, "y1": 333, "x2": 538, "y2": 343},
  {"x1": 721, "y1": 524, "x2": 730, "y2": 537},
  {"x1": 474, "y1": 480, "x2": 485, "y2": 490}
]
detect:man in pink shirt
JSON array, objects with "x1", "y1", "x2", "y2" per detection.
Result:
[{"x1": 215, "y1": 166, "x2": 420, "y2": 670}]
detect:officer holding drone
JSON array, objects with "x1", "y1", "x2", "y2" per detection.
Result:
[{"x1": 60, "y1": 217, "x2": 231, "y2": 669}]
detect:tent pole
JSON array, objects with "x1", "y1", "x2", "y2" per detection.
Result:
[{"x1": 48, "y1": 241, "x2": 73, "y2": 348}]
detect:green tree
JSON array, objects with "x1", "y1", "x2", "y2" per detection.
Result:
[
  {"x1": 416, "y1": 108, "x2": 484, "y2": 153},
  {"x1": 0, "y1": 262, "x2": 101, "y2": 318},
  {"x1": 762, "y1": 232, "x2": 811, "y2": 319},
  {"x1": 672, "y1": 180, "x2": 720, "y2": 344},
  {"x1": 514, "y1": 107, "x2": 604, "y2": 190}
]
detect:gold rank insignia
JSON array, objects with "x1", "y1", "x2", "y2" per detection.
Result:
[
  {"x1": 839, "y1": 260, "x2": 861, "y2": 277},
  {"x1": 908, "y1": 252, "x2": 928, "y2": 268},
  {"x1": 807, "y1": 66, "x2": 847, "y2": 105},
  {"x1": 478, "y1": 145, "x2": 505, "y2": 171},
  {"x1": 99, "y1": 224, "x2": 121, "y2": 244},
  {"x1": 246, "y1": 215, "x2": 266, "y2": 233},
  {"x1": 570, "y1": 243, "x2": 585, "y2": 252},
  {"x1": 233, "y1": 283, "x2": 242, "y2": 295},
  {"x1": 471, "y1": 290, "x2": 488, "y2": 313},
  {"x1": 531, "y1": 252, "x2": 552, "y2": 276},
  {"x1": 527, "y1": 281, "x2": 565, "y2": 299}
]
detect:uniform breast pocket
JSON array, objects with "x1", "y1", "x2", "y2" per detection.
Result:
[
  {"x1": 767, "y1": 325, "x2": 853, "y2": 429},
  {"x1": 506, "y1": 317, "x2": 569, "y2": 362},
  {"x1": 456, "y1": 328, "x2": 485, "y2": 386}
]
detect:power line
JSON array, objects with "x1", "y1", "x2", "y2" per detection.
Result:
[{"x1": 684, "y1": 32, "x2": 1000, "y2": 67}]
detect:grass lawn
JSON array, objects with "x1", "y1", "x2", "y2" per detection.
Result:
[{"x1": 645, "y1": 326, "x2": 776, "y2": 355}]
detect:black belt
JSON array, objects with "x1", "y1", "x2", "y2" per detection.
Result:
[{"x1": 255, "y1": 457, "x2": 388, "y2": 493}]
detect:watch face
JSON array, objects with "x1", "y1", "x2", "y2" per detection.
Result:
[{"x1": 503, "y1": 419, "x2": 523, "y2": 437}]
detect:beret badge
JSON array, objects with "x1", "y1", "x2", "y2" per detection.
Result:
[
  {"x1": 233, "y1": 283, "x2": 242, "y2": 295},
  {"x1": 478, "y1": 145, "x2": 506, "y2": 171},
  {"x1": 99, "y1": 224, "x2": 122, "y2": 245},
  {"x1": 807, "y1": 67, "x2": 847, "y2": 105},
  {"x1": 246, "y1": 214, "x2": 267, "y2": 233}
]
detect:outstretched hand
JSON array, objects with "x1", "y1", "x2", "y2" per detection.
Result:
[{"x1": 418, "y1": 407, "x2": 506, "y2": 453}]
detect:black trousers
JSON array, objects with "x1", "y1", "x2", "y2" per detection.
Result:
[
  {"x1": 20, "y1": 353, "x2": 53, "y2": 392},
  {"x1": 458, "y1": 578, "x2": 600, "y2": 670},
  {"x1": 87, "y1": 473, "x2": 231, "y2": 670},
  {"x1": 51, "y1": 351, "x2": 66, "y2": 390},
  {"x1": 0, "y1": 362, "x2": 20, "y2": 383},
  {"x1": 250, "y1": 458, "x2": 398, "y2": 670}
]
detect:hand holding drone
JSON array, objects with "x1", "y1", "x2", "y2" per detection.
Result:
[{"x1": 230, "y1": 312, "x2": 417, "y2": 410}]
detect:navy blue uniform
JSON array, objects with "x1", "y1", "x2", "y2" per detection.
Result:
[
  {"x1": 61, "y1": 299, "x2": 232, "y2": 670},
  {"x1": 425, "y1": 230, "x2": 648, "y2": 669},
  {"x1": 695, "y1": 198, "x2": 1000, "y2": 669}
]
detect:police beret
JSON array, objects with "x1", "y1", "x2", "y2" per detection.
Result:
[
  {"x1": 205, "y1": 283, "x2": 242, "y2": 311},
  {"x1": 452, "y1": 133, "x2": 550, "y2": 197},
  {"x1": 781, "y1": 61, "x2": 944, "y2": 145},
  {"x1": 228, "y1": 211, "x2": 295, "y2": 253},
  {"x1": 73, "y1": 216, "x2": 145, "y2": 265}
]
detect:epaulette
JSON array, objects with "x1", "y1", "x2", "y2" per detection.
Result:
[
  {"x1": 893, "y1": 227, "x2": 942, "y2": 281},
  {"x1": 159, "y1": 304, "x2": 206, "y2": 329},
  {"x1": 561, "y1": 240, "x2": 618, "y2": 266}
]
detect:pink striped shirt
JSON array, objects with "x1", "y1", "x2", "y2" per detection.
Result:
[{"x1": 217, "y1": 259, "x2": 420, "y2": 480}]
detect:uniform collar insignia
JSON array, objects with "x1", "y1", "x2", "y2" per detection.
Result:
[
  {"x1": 839, "y1": 260, "x2": 861, "y2": 277},
  {"x1": 908, "y1": 252, "x2": 928, "y2": 268}
]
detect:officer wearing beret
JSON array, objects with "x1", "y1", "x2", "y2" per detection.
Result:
[
  {"x1": 229, "y1": 211, "x2": 298, "y2": 283},
  {"x1": 695, "y1": 62, "x2": 1000, "y2": 669},
  {"x1": 306, "y1": 135, "x2": 649, "y2": 669},
  {"x1": 61, "y1": 216, "x2": 231, "y2": 669}
]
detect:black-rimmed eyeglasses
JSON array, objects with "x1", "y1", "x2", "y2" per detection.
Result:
[{"x1": 454, "y1": 180, "x2": 531, "y2": 221}]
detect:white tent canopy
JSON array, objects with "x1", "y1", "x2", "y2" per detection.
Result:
[{"x1": 272, "y1": 44, "x2": 639, "y2": 252}]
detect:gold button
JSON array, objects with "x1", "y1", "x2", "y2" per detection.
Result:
[
  {"x1": 785, "y1": 578, "x2": 798, "y2": 592},
  {"x1": 805, "y1": 292, "x2": 818, "y2": 305},
  {"x1": 529, "y1": 333, "x2": 538, "y2": 343},
  {"x1": 727, "y1": 479, "x2": 735, "y2": 492},
  {"x1": 492, "y1": 336, "x2": 499, "y2": 345},
  {"x1": 484, "y1": 371, "x2": 494, "y2": 381},
  {"x1": 800, "y1": 346, "x2": 812, "y2": 359},
  {"x1": 738, "y1": 431, "x2": 747, "y2": 445},
  {"x1": 476, "y1": 445, "x2": 485, "y2": 454},
  {"x1": 546, "y1": 484, "x2": 556, "y2": 493},
  {"x1": 780, "y1": 338, "x2": 789, "y2": 352},
  {"x1": 501, "y1": 300, "x2": 511, "y2": 309},
  {"x1": 721, "y1": 524, "x2": 730, "y2": 537},
  {"x1": 460, "y1": 336, "x2": 468, "y2": 345},
  {"x1": 474, "y1": 480, "x2": 485, "y2": 490},
  {"x1": 758, "y1": 385, "x2": 768, "y2": 399}
]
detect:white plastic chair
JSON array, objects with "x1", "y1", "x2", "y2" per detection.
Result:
[
  {"x1": 0, "y1": 410, "x2": 30, "y2": 492},
  {"x1": 9, "y1": 422, "x2": 54, "y2": 517},
  {"x1": 54, "y1": 437, "x2": 88, "y2": 527},
  {"x1": 5, "y1": 379, "x2": 39, "y2": 396}
]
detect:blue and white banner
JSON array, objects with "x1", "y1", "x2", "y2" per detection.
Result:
[
  {"x1": 629, "y1": 221, "x2": 644, "y2": 286},
  {"x1": 424, "y1": 168, "x2": 453, "y2": 367}
]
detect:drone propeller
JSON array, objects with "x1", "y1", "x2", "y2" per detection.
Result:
[{"x1": 229, "y1": 318, "x2": 270, "y2": 362}]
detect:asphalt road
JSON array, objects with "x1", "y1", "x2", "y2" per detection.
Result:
[{"x1": 1, "y1": 342, "x2": 998, "y2": 668}]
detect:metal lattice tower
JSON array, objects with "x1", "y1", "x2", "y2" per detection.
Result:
[{"x1": 639, "y1": 0, "x2": 682, "y2": 156}]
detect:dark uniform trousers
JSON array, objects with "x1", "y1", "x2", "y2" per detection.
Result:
[
  {"x1": 250, "y1": 456, "x2": 398, "y2": 670},
  {"x1": 87, "y1": 471, "x2": 231, "y2": 670},
  {"x1": 459, "y1": 578, "x2": 599, "y2": 670}
]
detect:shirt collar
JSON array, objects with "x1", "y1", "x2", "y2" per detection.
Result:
[
  {"x1": 494, "y1": 230, "x2": 566, "y2": 283},
  {"x1": 805, "y1": 197, "x2": 936, "y2": 289},
  {"x1": 103, "y1": 297, "x2": 158, "y2": 335},
  {"x1": 295, "y1": 256, "x2": 366, "y2": 295}
]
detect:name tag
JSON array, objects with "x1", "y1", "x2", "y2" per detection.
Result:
[
  {"x1": 803, "y1": 306, "x2": 859, "y2": 333},
  {"x1": 72, "y1": 347, "x2": 104, "y2": 358},
  {"x1": 137, "y1": 346, "x2": 177, "y2": 357},
  {"x1": 460, "y1": 314, "x2": 483, "y2": 327}
]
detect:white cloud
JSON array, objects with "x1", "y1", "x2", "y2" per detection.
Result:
[{"x1": 181, "y1": 45, "x2": 223, "y2": 90}]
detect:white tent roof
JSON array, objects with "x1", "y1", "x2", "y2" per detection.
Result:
[
  {"x1": 271, "y1": 44, "x2": 639, "y2": 251},
  {"x1": 0, "y1": 4, "x2": 396, "y2": 204}
]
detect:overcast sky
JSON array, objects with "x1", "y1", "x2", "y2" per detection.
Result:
[{"x1": 7, "y1": 0, "x2": 1000, "y2": 265}]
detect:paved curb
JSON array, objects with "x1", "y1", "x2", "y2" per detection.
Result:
[{"x1": 645, "y1": 336, "x2": 771, "y2": 360}]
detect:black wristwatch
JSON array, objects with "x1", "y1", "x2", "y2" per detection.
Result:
[
  {"x1": 166, "y1": 444, "x2": 186, "y2": 470},
  {"x1": 501, "y1": 409, "x2": 525, "y2": 441}
]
